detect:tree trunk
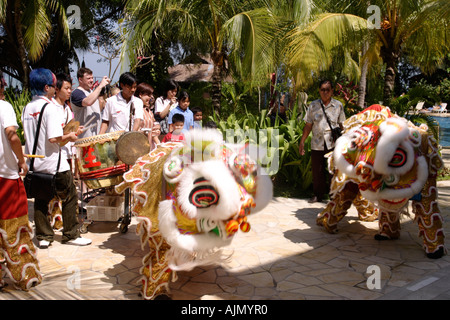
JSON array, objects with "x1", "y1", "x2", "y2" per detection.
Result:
[
  {"x1": 383, "y1": 59, "x2": 396, "y2": 104},
  {"x1": 14, "y1": 1, "x2": 29, "y2": 91},
  {"x1": 380, "y1": 43, "x2": 399, "y2": 104},
  {"x1": 357, "y1": 43, "x2": 369, "y2": 109},
  {"x1": 211, "y1": 50, "x2": 224, "y2": 117}
]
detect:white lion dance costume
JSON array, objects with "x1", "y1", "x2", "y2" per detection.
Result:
[
  {"x1": 116, "y1": 129, "x2": 273, "y2": 299},
  {"x1": 317, "y1": 105, "x2": 445, "y2": 259}
]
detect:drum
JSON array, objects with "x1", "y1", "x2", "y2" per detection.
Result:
[
  {"x1": 74, "y1": 131, "x2": 126, "y2": 190},
  {"x1": 115, "y1": 131, "x2": 151, "y2": 165}
]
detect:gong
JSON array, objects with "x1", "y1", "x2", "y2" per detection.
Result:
[{"x1": 115, "y1": 131, "x2": 151, "y2": 165}]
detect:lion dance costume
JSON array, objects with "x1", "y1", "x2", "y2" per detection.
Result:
[
  {"x1": 317, "y1": 105, "x2": 445, "y2": 259},
  {"x1": 116, "y1": 129, "x2": 273, "y2": 299},
  {"x1": 0, "y1": 179, "x2": 42, "y2": 290}
]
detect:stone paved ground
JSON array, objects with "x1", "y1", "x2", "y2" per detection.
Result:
[{"x1": 1, "y1": 151, "x2": 449, "y2": 300}]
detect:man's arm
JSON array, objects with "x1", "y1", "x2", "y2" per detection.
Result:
[
  {"x1": 99, "y1": 120, "x2": 109, "y2": 134},
  {"x1": 5, "y1": 126, "x2": 28, "y2": 175},
  {"x1": 132, "y1": 118, "x2": 142, "y2": 132},
  {"x1": 78, "y1": 76, "x2": 110, "y2": 107},
  {"x1": 298, "y1": 122, "x2": 313, "y2": 156},
  {"x1": 49, "y1": 131, "x2": 78, "y2": 144}
]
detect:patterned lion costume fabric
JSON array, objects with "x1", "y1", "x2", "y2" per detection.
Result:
[
  {"x1": 115, "y1": 129, "x2": 273, "y2": 299},
  {"x1": 317, "y1": 105, "x2": 445, "y2": 259}
]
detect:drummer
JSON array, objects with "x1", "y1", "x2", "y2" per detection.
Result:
[
  {"x1": 53, "y1": 73, "x2": 77, "y2": 167},
  {"x1": 99, "y1": 72, "x2": 144, "y2": 134}
]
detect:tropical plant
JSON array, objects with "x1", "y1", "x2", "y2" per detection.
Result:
[
  {"x1": 285, "y1": 0, "x2": 450, "y2": 104},
  {"x1": 5, "y1": 89, "x2": 31, "y2": 144},
  {"x1": 122, "y1": 0, "x2": 278, "y2": 116},
  {"x1": 212, "y1": 100, "x2": 313, "y2": 195},
  {"x1": 0, "y1": 0, "x2": 70, "y2": 89}
]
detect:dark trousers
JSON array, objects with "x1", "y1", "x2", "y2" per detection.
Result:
[
  {"x1": 34, "y1": 170, "x2": 80, "y2": 242},
  {"x1": 311, "y1": 146, "x2": 332, "y2": 200}
]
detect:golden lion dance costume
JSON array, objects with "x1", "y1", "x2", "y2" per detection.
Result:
[
  {"x1": 0, "y1": 179, "x2": 42, "y2": 290},
  {"x1": 317, "y1": 105, "x2": 445, "y2": 259},
  {"x1": 115, "y1": 129, "x2": 273, "y2": 299}
]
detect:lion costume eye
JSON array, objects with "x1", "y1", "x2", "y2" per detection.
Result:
[
  {"x1": 163, "y1": 155, "x2": 185, "y2": 183},
  {"x1": 189, "y1": 178, "x2": 220, "y2": 208},
  {"x1": 389, "y1": 148, "x2": 407, "y2": 168}
]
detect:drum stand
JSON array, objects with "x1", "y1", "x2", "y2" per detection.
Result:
[{"x1": 120, "y1": 188, "x2": 131, "y2": 233}]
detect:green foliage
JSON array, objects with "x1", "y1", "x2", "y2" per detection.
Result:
[
  {"x1": 5, "y1": 89, "x2": 31, "y2": 145},
  {"x1": 211, "y1": 100, "x2": 313, "y2": 196}
]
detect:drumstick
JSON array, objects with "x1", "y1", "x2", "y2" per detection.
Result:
[
  {"x1": 83, "y1": 116, "x2": 96, "y2": 128},
  {"x1": 81, "y1": 123, "x2": 97, "y2": 133},
  {"x1": 25, "y1": 154, "x2": 45, "y2": 158}
]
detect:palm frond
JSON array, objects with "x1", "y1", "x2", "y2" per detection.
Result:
[
  {"x1": 285, "y1": 13, "x2": 368, "y2": 88},
  {"x1": 223, "y1": 7, "x2": 279, "y2": 86},
  {"x1": 22, "y1": 0, "x2": 52, "y2": 62}
]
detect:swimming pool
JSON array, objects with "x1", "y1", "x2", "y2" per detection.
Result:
[{"x1": 431, "y1": 116, "x2": 450, "y2": 147}]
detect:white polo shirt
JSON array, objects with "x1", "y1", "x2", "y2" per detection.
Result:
[
  {"x1": 0, "y1": 100, "x2": 21, "y2": 179},
  {"x1": 21, "y1": 96, "x2": 70, "y2": 174},
  {"x1": 52, "y1": 98, "x2": 74, "y2": 160},
  {"x1": 102, "y1": 92, "x2": 144, "y2": 132}
]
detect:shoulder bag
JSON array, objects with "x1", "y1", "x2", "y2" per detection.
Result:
[
  {"x1": 23, "y1": 102, "x2": 61, "y2": 201},
  {"x1": 154, "y1": 97, "x2": 170, "y2": 135},
  {"x1": 320, "y1": 101, "x2": 342, "y2": 143}
]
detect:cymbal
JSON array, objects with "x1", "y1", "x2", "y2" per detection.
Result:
[
  {"x1": 63, "y1": 119, "x2": 80, "y2": 134},
  {"x1": 60, "y1": 120, "x2": 80, "y2": 146}
]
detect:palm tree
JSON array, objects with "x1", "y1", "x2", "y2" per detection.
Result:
[
  {"x1": 286, "y1": 0, "x2": 450, "y2": 104},
  {"x1": 0, "y1": 0, "x2": 70, "y2": 89},
  {"x1": 122, "y1": 0, "x2": 277, "y2": 116}
]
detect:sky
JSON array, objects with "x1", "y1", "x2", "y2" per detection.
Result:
[{"x1": 70, "y1": 49, "x2": 123, "y2": 87}]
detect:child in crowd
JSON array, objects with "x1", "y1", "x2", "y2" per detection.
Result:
[
  {"x1": 191, "y1": 107, "x2": 203, "y2": 128},
  {"x1": 162, "y1": 113, "x2": 185, "y2": 143},
  {"x1": 168, "y1": 91, "x2": 193, "y2": 132}
]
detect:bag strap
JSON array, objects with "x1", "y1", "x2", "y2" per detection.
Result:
[
  {"x1": 29, "y1": 102, "x2": 61, "y2": 173},
  {"x1": 29, "y1": 103, "x2": 49, "y2": 172},
  {"x1": 319, "y1": 100, "x2": 335, "y2": 132}
]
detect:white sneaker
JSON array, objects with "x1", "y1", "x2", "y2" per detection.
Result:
[
  {"x1": 65, "y1": 237, "x2": 92, "y2": 246},
  {"x1": 39, "y1": 240, "x2": 51, "y2": 248}
]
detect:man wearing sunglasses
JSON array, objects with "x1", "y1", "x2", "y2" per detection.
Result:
[{"x1": 299, "y1": 79, "x2": 345, "y2": 203}]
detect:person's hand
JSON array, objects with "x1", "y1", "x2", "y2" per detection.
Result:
[
  {"x1": 68, "y1": 131, "x2": 78, "y2": 142},
  {"x1": 151, "y1": 123, "x2": 161, "y2": 137},
  {"x1": 18, "y1": 160, "x2": 28, "y2": 176},
  {"x1": 299, "y1": 141, "x2": 305, "y2": 156},
  {"x1": 76, "y1": 126, "x2": 84, "y2": 136},
  {"x1": 100, "y1": 76, "x2": 111, "y2": 88}
]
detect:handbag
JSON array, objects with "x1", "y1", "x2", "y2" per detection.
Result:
[
  {"x1": 23, "y1": 103, "x2": 61, "y2": 201},
  {"x1": 320, "y1": 101, "x2": 342, "y2": 143}
]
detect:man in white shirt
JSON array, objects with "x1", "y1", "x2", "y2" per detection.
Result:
[
  {"x1": 53, "y1": 73, "x2": 75, "y2": 165},
  {"x1": 22, "y1": 68, "x2": 91, "y2": 248},
  {"x1": 70, "y1": 67, "x2": 110, "y2": 138},
  {"x1": 100, "y1": 72, "x2": 143, "y2": 134},
  {"x1": 0, "y1": 71, "x2": 42, "y2": 290}
]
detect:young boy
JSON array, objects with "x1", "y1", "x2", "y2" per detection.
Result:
[
  {"x1": 168, "y1": 91, "x2": 193, "y2": 132},
  {"x1": 162, "y1": 113, "x2": 185, "y2": 143},
  {"x1": 191, "y1": 107, "x2": 203, "y2": 129}
]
